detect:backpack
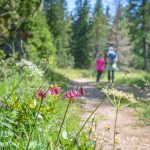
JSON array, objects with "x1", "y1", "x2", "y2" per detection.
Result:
[{"x1": 107, "y1": 51, "x2": 116, "y2": 65}]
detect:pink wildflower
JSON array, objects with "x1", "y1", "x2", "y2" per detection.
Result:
[
  {"x1": 36, "y1": 90, "x2": 46, "y2": 98},
  {"x1": 74, "y1": 90, "x2": 80, "y2": 97},
  {"x1": 65, "y1": 91, "x2": 70, "y2": 98},
  {"x1": 65, "y1": 90, "x2": 77, "y2": 98},
  {"x1": 65, "y1": 86, "x2": 85, "y2": 99},
  {"x1": 49, "y1": 86, "x2": 60, "y2": 95},
  {"x1": 65, "y1": 90, "x2": 76, "y2": 98}
]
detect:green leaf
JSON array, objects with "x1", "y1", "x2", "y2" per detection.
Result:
[{"x1": 28, "y1": 141, "x2": 38, "y2": 149}]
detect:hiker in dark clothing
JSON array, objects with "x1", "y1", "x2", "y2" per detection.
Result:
[{"x1": 105, "y1": 46, "x2": 118, "y2": 83}]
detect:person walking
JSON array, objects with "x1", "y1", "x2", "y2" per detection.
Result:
[
  {"x1": 96, "y1": 52, "x2": 105, "y2": 82},
  {"x1": 106, "y1": 46, "x2": 118, "y2": 83}
]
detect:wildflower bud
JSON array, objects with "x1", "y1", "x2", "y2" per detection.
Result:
[
  {"x1": 36, "y1": 90, "x2": 46, "y2": 98},
  {"x1": 79, "y1": 86, "x2": 85, "y2": 96},
  {"x1": 65, "y1": 91, "x2": 70, "y2": 98},
  {"x1": 53, "y1": 86, "x2": 60, "y2": 94},
  {"x1": 49, "y1": 85, "x2": 60, "y2": 95}
]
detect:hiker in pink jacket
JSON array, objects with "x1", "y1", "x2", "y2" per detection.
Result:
[{"x1": 96, "y1": 53, "x2": 105, "y2": 82}]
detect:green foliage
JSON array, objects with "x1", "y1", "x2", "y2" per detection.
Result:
[
  {"x1": 0, "y1": 60, "x2": 96, "y2": 149},
  {"x1": 0, "y1": 0, "x2": 56, "y2": 64},
  {"x1": 55, "y1": 68, "x2": 95, "y2": 80},
  {"x1": 0, "y1": 50, "x2": 6, "y2": 59},
  {"x1": 0, "y1": 55, "x2": 18, "y2": 82},
  {"x1": 134, "y1": 101, "x2": 150, "y2": 125},
  {"x1": 0, "y1": 114, "x2": 17, "y2": 149},
  {"x1": 112, "y1": 18, "x2": 134, "y2": 68},
  {"x1": 115, "y1": 71, "x2": 150, "y2": 88},
  {"x1": 24, "y1": 13, "x2": 56, "y2": 62},
  {"x1": 72, "y1": 0, "x2": 92, "y2": 68},
  {"x1": 127, "y1": 0, "x2": 150, "y2": 70},
  {"x1": 57, "y1": 51, "x2": 74, "y2": 68},
  {"x1": 92, "y1": 0, "x2": 109, "y2": 52},
  {"x1": 0, "y1": 92, "x2": 85, "y2": 149},
  {"x1": 132, "y1": 55, "x2": 144, "y2": 69},
  {"x1": 45, "y1": 0, "x2": 74, "y2": 67},
  {"x1": 98, "y1": 70, "x2": 150, "y2": 88}
]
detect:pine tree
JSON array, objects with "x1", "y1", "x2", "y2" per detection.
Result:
[
  {"x1": 113, "y1": 3, "x2": 122, "y2": 51},
  {"x1": 106, "y1": 5, "x2": 110, "y2": 23},
  {"x1": 44, "y1": 0, "x2": 74, "y2": 67},
  {"x1": 24, "y1": 13, "x2": 56, "y2": 62},
  {"x1": 72, "y1": 0, "x2": 91, "y2": 68},
  {"x1": 109, "y1": 3, "x2": 133, "y2": 69},
  {"x1": 74, "y1": 0, "x2": 83, "y2": 18},
  {"x1": 0, "y1": 0, "x2": 55, "y2": 62},
  {"x1": 115, "y1": 18, "x2": 134, "y2": 69},
  {"x1": 92, "y1": 0, "x2": 109, "y2": 53},
  {"x1": 127, "y1": 0, "x2": 150, "y2": 70}
]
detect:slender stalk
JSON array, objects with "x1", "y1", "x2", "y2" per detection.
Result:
[
  {"x1": 25, "y1": 85, "x2": 50, "y2": 150},
  {"x1": 121, "y1": 72, "x2": 127, "y2": 81},
  {"x1": 55, "y1": 98, "x2": 72, "y2": 146},
  {"x1": 6, "y1": 73, "x2": 27, "y2": 100},
  {"x1": 113, "y1": 107, "x2": 119, "y2": 150},
  {"x1": 31, "y1": 78, "x2": 47, "y2": 100},
  {"x1": 68, "y1": 99, "x2": 105, "y2": 148},
  {"x1": 70, "y1": 22, "x2": 104, "y2": 50},
  {"x1": 25, "y1": 63, "x2": 58, "y2": 149},
  {"x1": 77, "y1": 100, "x2": 104, "y2": 138},
  {"x1": 88, "y1": 117, "x2": 95, "y2": 138},
  {"x1": 93, "y1": 136, "x2": 98, "y2": 150},
  {"x1": 26, "y1": 96, "x2": 43, "y2": 150}
]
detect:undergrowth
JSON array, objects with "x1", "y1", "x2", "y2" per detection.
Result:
[
  {"x1": 134, "y1": 101, "x2": 150, "y2": 125},
  {"x1": 0, "y1": 58, "x2": 96, "y2": 149}
]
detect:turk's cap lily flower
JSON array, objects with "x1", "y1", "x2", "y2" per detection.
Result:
[
  {"x1": 36, "y1": 90, "x2": 46, "y2": 98},
  {"x1": 65, "y1": 86, "x2": 85, "y2": 99},
  {"x1": 65, "y1": 91, "x2": 76, "y2": 98},
  {"x1": 74, "y1": 90, "x2": 80, "y2": 97},
  {"x1": 49, "y1": 85, "x2": 60, "y2": 95}
]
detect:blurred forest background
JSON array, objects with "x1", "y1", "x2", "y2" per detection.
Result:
[{"x1": 0, "y1": 0, "x2": 150, "y2": 70}]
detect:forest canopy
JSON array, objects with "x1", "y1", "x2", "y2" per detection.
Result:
[{"x1": 0, "y1": 0, "x2": 150, "y2": 70}]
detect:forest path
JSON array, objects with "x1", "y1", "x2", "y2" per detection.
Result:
[{"x1": 73, "y1": 78, "x2": 150, "y2": 150}]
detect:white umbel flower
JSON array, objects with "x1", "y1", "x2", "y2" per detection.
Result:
[{"x1": 16, "y1": 59, "x2": 44, "y2": 77}]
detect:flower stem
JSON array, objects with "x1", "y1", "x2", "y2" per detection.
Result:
[
  {"x1": 88, "y1": 117, "x2": 95, "y2": 138},
  {"x1": 68, "y1": 99, "x2": 105, "y2": 148},
  {"x1": 26, "y1": 96, "x2": 43, "y2": 150},
  {"x1": 93, "y1": 136, "x2": 98, "y2": 150},
  {"x1": 26, "y1": 85, "x2": 50, "y2": 150},
  {"x1": 55, "y1": 98, "x2": 71, "y2": 146},
  {"x1": 113, "y1": 107, "x2": 119, "y2": 150},
  {"x1": 7, "y1": 73, "x2": 27, "y2": 100}
]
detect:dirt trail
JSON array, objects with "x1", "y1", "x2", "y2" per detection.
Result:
[{"x1": 74, "y1": 78, "x2": 150, "y2": 150}]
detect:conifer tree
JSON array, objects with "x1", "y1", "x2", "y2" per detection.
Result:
[
  {"x1": 0, "y1": 0, "x2": 56, "y2": 62},
  {"x1": 108, "y1": 3, "x2": 133, "y2": 69},
  {"x1": 44, "y1": 0, "x2": 74, "y2": 67},
  {"x1": 106, "y1": 5, "x2": 110, "y2": 23},
  {"x1": 127, "y1": 0, "x2": 150, "y2": 70},
  {"x1": 92, "y1": 0, "x2": 109, "y2": 53},
  {"x1": 24, "y1": 13, "x2": 56, "y2": 62},
  {"x1": 72, "y1": 0, "x2": 91, "y2": 68}
]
